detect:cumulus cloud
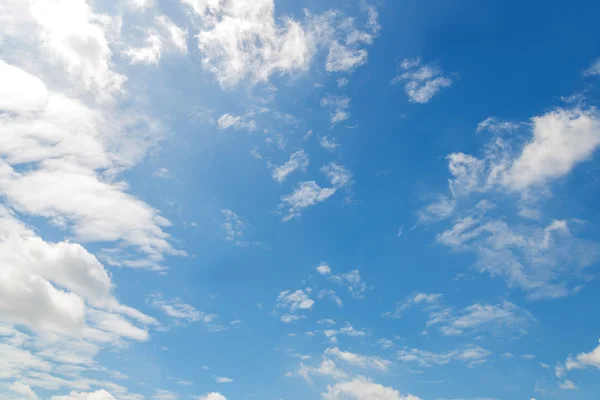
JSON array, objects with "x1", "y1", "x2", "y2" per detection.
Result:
[
  {"x1": 182, "y1": 0, "x2": 379, "y2": 86},
  {"x1": 391, "y1": 58, "x2": 453, "y2": 103},
  {"x1": 195, "y1": 393, "x2": 227, "y2": 400},
  {"x1": 0, "y1": 61, "x2": 183, "y2": 271},
  {"x1": 565, "y1": 342, "x2": 600, "y2": 371},
  {"x1": 322, "y1": 377, "x2": 422, "y2": 400},
  {"x1": 277, "y1": 290, "x2": 315, "y2": 313},
  {"x1": 419, "y1": 105, "x2": 600, "y2": 298},
  {"x1": 123, "y1": 16, "x2": 187, "y2": 65},
  {"x1": 50, "y1": 390, "x2": 117, "y2": 400}
]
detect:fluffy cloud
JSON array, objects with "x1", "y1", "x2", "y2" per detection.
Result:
[
  {"x1": 277, "y1": 290, "x2": 314, "y2": 313},
  {"x1": 565, "y1": 343, "x2": 600, "y2": 370},
  {"x1": 280, "y1": 181, "x2": 337, "y2": 221},
  {"x1": 28, "y1": 0, "x2": 126, "y2": 98},
  {"x1": 123, "y1": 16, "x2": 188, "y2": 64},
  {"x1": 272, "y1": 150, "x2": 309, "y2": 183},
  {"x1": 0, "y1": 61, "x2": 182, "y2": 271},
  {"x1": 182, "y1": 0, "x2": 379, "y2": 86},
  {"x1": 7, "y1": 382, "x2": 38, "y2": 400},
  {"x1": 195, "y1": 393, "x2": 227, "y2": 400},
  {"x1": 217, "y1": 113, "x2": 257, "y2": 131},
  {"x1": 321, "y1": 162, "x2": 353, "y2": 189},
  {"x1": 420, "y1": 106, "x2": 600, "y2": 298},
  {"x1": 51, "y1": 390, "x2": 117, "y2": 400},
  {"x1": 322, "y1": 377, "x2": 421, "y2": 400},
  {"x1": 391, "y1": 58, "x2": 453, "y2": 103},
  {"x1": 326, "y1": 42, "x2": 367, "y2": 72}
]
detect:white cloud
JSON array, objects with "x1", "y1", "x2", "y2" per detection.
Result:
[
  {"x1": 153, "y1": 390, "x2": 178, "y2": 400},
  {"x1": 277, "y1": 290, "x2": 315, "y2": 313},
  {"x1": 327, "y1": 270, "x2": 368, "y2": 299},
  {"x1": 559, "y1": 380, "x2": 577, "y2": 390},
  {"x1": 217, "y1": 113, "x2": 257, "y2": 131},
  {"x1": 317, "y1": 263, "x2": 332, "y2": 275},
  {"x1": 326, "y1": 42, "x2": 367, "y2": 72},
  {"x1": 391, "y1": 58, "x2": 453, "y2": 103},
  {"x1": 297, "y1": 358, "x2": 347, "y2": 383},
  {"x1": 195, "y1": 393, "x2": 227, "y2": 400},
  {"x1": 426, "y1": 301, "x2": 534, "y2": 337},
  {"x1": 324, "y1": 347, "x2": 391, "y2": 371},
  {"x1": 321, "y1": 162, "x2": 353, "y2": 188},
  {"x1": 420, "y1": 107, "x2": 600, "y2": 298},
  {"x1": 50, "y1": 390, "x2": 117, "y2": 400},
  {"x1": 212, "y1": 376, "x2": 233, "y2": 384},
  {"x1": 280, "y1": 181, "x2": 337, "y2": 221},
  {"x1": 183, "y1": 0, "x2": 312, "y2": 87},
  {"x1": 324, "y1": 323, "x2": 366, "y2": 341},
  {"x1": 317, "y1": 289, "x2": 343, "y2": 307},
  {"x1": 383, "y1": 293, "x2": 442, "y2": 318},
  {"x1": 272, "y1": 150, "x2": 309, "y2": 183},
  {"x1": 29, "y1": 0, "x2": 126, "y2": 98},
  {"x1": 0, "y1": 61, "x2": 182, "y2": 271},
  {"x1": 150, "y1": 294, "x2": 216, "y2": 324},
  {"x1": 318, "y1": 319, "x2": 337, "y2": 325},
  {"x1": 221, "y1": 209, "x2": 244, "y2": 242},
  {"x1": 322, "y1": 377, "x2": 421, "y2": 400},
  {"x1": 337, "y1": 77, "x2": 349, "y2": 88},
  {"x1": 320, "y1": 136, "x2": 340, "y2": 152},
  {"x1": 502, "y1": 108, "x2": 600, "y2": 190},
  {"x1": 182, "y1": 0, "x2": 379, "y2": 86},
  {"x1": 476, "y1": 117, "x2": 520, "y2": 134},
  {"x1": 321, "y1": 96, "x2": 351, "y2": 125},
  {"x1": 280, "y1": 314, "x2": 307, "y2": 324},
  {"x1": 583, "y1": 58, "x2": 600, "y2": 76},
  {"x1": 7, "y1": 382, "x2": 38, "y2": 400},
  {"x1": 565, "y1": 343, "x2": 600, "y2": 371},
  {"x1": 123, "y1": 16, "x2": 187, "y2": 65},
  {"x1": 397, "y1": 345, "x2": 490, "y2": 367}
]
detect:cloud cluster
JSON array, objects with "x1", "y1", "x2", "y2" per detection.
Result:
[
  {"x1": 391, "y1": 58, "x2": 453, "y2": 103},
  {"x1": 420, "y1": 106, "x2": 600, "y2": 299}
]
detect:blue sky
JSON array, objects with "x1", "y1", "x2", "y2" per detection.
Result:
[{"x1": 1, "y1": 0, "x2": 600, "y2": 400}]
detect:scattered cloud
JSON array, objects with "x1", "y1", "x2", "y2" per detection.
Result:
[
  {"x1": 277, "y1": 289, "x2": 315, "y2": 313},
  {"x1": 212, "y1": 376, "x2": 233, "y2": 384},
  {"x1": 280, "y1": 181, "x2": 337, "y2": 221},
  {"x1": 195, "y1": 393, "x2": 227, "y2": 400},
  {"x1": 150, "y1": 293, "x2": 217, "y2": 324},
  {"x1": 217, "y1": 113, "x2": 257, "y2": 131},
  {"x1": 320, "y1": 136, "x2": 341, "y2": 152},
  {"x1": 321, "y1": 96, "x2": 351, "y2": 125},
  {"x1": 272, "y1": 150, "x2": 310, "y2": 183},
  {"x1": 398, "y1": 345, "x2": 491, "y2": 367},
  {"x1": 122, "y1": 16, "x2": 187, "y2": 65},
  {"x1": 583, "y1": 58, "x2": 600, "y2": 76},
  {"x1": 325, "y1": 347, "x2": 392, "y2": 371},
  {"x1": 391, "y1": 58, "x2": 453, "y2": 103}
]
